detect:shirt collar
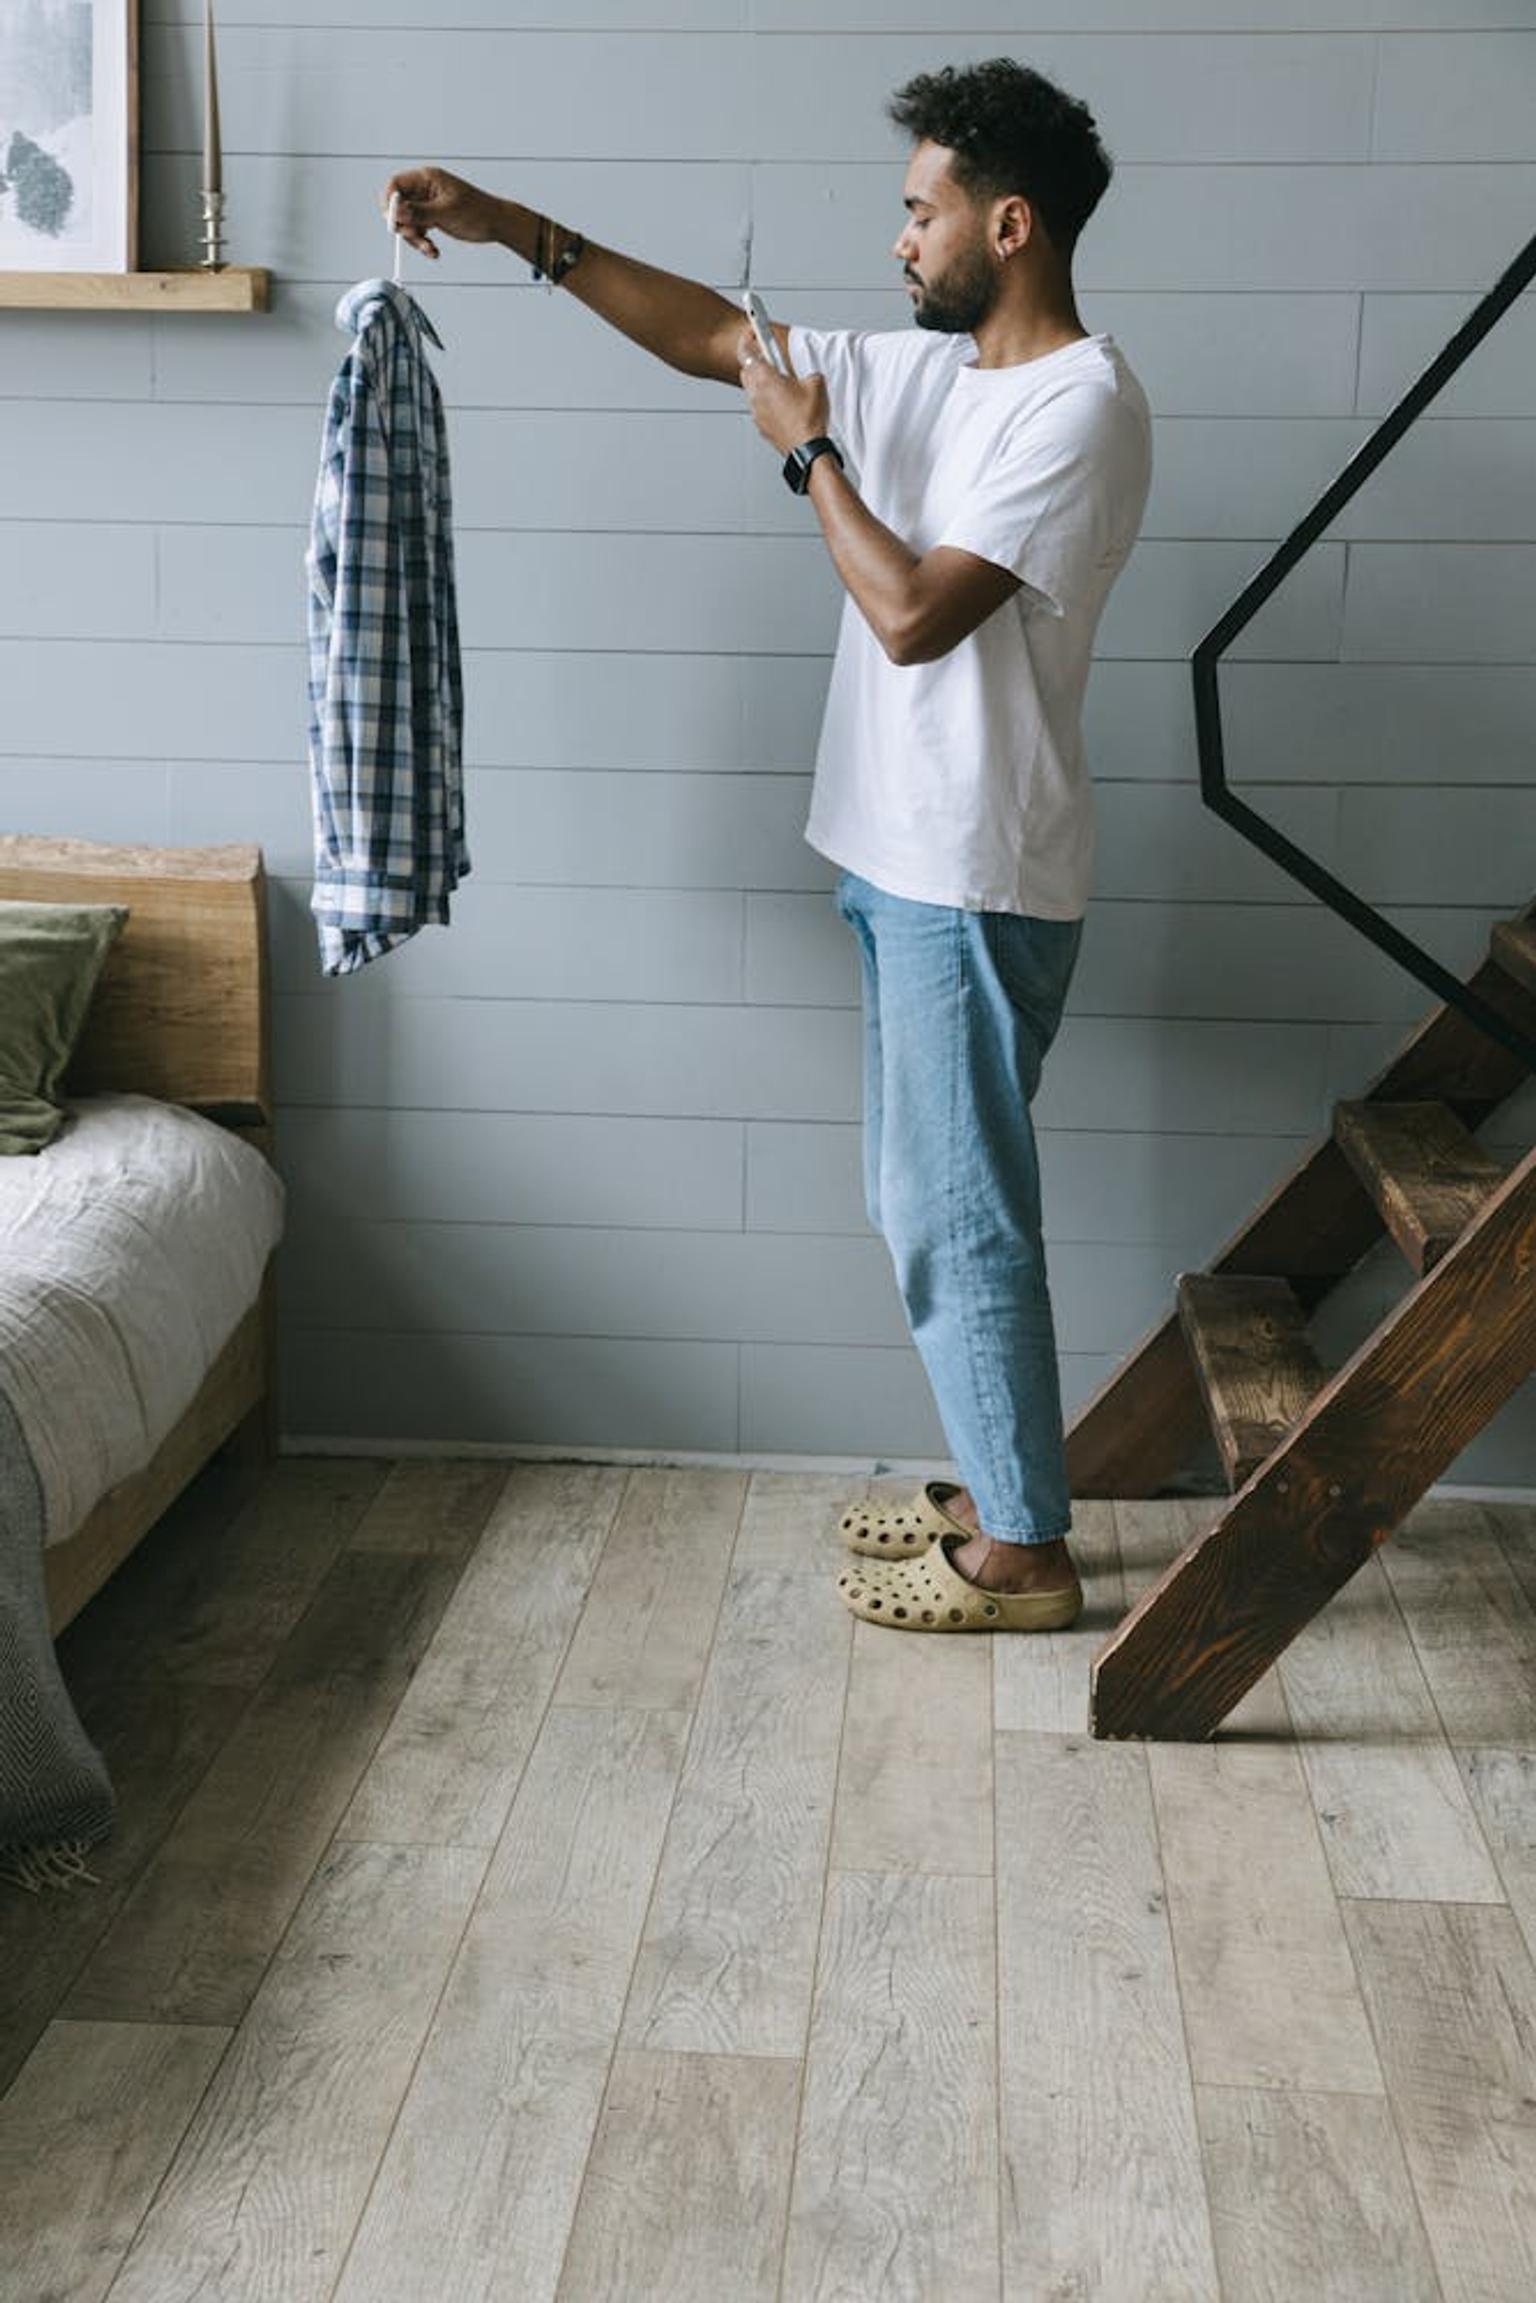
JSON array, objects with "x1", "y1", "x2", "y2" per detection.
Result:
[{"x1": 335, "y1": 276, "x2": 444, "y2": 352}]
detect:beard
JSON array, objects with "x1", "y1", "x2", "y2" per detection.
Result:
[{"x1": 908, "y1": 237, "x2": 998, "y2": 335}]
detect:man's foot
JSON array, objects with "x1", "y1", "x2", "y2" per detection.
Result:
[
  {"x1": 925, "y1": 1489, "x2": 1078, "y2": 1597},
  {"x1": 950, "y1": 1529, "x2": 1079, "y2": 1598},
  {"x1": 837, "y1": 1527, "x2": 1084, "y2": 1633}
]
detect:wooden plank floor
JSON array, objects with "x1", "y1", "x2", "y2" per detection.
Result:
[{"x1": 3, "y1": 1463, "x2": 1535, "y2": 2302}]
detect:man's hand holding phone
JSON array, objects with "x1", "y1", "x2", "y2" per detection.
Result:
[{"x1": 737, "y1": 294, "x2": 829, "y2": 457}]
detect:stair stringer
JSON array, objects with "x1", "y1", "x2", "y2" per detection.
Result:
[
  {"x1": 1066, "y1": 901, "x2": 1536, "y2": 1500},
  {"x1": 1088, "y1": 1134, "x2": 1536, "y2": 1741}
]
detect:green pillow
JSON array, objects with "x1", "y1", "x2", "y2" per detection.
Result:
[{"x1": 0, "y1": 900, "x2": 130, "y2": 1156}]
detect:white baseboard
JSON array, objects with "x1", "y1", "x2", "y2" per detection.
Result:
[
  {"x1": 279, "y1": 1434, "x2": 956, "y2": 1478},
  {"x1": 273, "y1": 1434, "x2": 1536, "y2": 1502}
]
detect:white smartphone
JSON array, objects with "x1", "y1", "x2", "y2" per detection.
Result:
[{"x1": 742, "y1": 288, "x2": 792, "y2": 378}]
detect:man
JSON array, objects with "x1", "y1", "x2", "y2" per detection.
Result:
[{"x1": 387, "y1": 56, "x2": 1151, "y2": 1636}]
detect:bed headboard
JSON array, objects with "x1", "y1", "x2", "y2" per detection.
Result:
[{"x1": 0, "y1": 836, "x2": 272, "y2": 1140}]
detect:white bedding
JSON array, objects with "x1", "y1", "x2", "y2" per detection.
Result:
[{"x1": 0, "y1": 1095, "x2": 286, "y2": 1546}]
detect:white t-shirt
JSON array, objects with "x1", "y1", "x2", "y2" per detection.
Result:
[{"x1": 786, "y1": 322, "x2": 1152, "y2": 919}]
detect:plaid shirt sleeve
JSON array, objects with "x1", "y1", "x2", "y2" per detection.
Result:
[{"x1": 307, "y1": 282, "x2": 469, "y2": 977}]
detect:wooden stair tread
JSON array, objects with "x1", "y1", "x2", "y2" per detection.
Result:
[
  {"x1": 1333, "y1": 1099, "x2": 1507, "y2": 1274},
  {"x1": 1491, "y1": 915, "x2": 1536, "y2": 999},
  {"x1": 1176, "y1": 1273, "x2": 1329, "y2": 1492}
]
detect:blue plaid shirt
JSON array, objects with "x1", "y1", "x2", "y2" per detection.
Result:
[{"x1": 306, "y1": 278, "x2": 468, "y2": 975}]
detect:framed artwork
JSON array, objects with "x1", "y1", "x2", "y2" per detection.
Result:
[{"x1": 0, "y1": 1, "x2": 138, "y2": 272}]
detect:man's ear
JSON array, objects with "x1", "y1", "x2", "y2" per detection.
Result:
[{"x1": 994, "y1": 194, "x2": 1033, "y2": 258}]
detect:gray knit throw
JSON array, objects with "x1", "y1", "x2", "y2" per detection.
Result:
[{"x1": 0, "y1": 1384, "x2": 114, "y2": 1892}]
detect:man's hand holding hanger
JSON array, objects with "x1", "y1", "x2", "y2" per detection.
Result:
[{"x1": 383, "y1": 167, "x2": 503, "y2": 255}]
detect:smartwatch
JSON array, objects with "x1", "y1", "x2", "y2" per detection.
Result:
[{"x1": 783, "y1": 436, "x2": 844, "y2": 495}]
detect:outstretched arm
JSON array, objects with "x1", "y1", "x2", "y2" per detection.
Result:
[{"x1": 383, "y1": 166, "x2": 786, "y2": 386}]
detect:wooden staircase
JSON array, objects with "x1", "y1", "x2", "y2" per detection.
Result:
[{"x1": 1068, "y1": 902, "x2": 1536, "y2": 1741}]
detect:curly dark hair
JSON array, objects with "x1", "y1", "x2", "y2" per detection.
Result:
[{"x1": 887, "y1": 59, "x2": 1112, "y2": 261}]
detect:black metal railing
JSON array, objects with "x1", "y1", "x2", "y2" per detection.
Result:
[{"x1": 1191, "y1": 227, "x2": 1536, "y2": 1073}]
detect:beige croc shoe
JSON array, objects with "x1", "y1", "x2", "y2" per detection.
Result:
[
  {"x1": 838, "y1": 1480, "x2": 970, "y2": 1560},
  {"x1": 837, "y1": 1534, "x2": 1083, "y2": 1633}
]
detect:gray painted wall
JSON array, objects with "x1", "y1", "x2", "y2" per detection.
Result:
[{"x1": 4, "y1": 2, "x2": 1536, "y2": 1478}]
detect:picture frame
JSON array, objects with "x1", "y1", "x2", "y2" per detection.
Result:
[{"x1": 0, "y1": 1, "x2": 139, "y2": 273}]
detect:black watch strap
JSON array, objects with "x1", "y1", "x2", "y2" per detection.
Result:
[{"x1": 783, "y1": 435, "x2": 844, "y2": 495}]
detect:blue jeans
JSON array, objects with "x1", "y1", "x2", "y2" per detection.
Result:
[{"x1": 837, "y1": 871, "x2": 1083, "y2": 1546}]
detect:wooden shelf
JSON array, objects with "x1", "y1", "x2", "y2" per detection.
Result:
[{"x1": 0, "y1": 267, "x2": 270, "y2": 312}]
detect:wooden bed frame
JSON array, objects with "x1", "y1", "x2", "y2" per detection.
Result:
[{"x1": 0, "y1": 836, "x2": 279, "y2": 1635}]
